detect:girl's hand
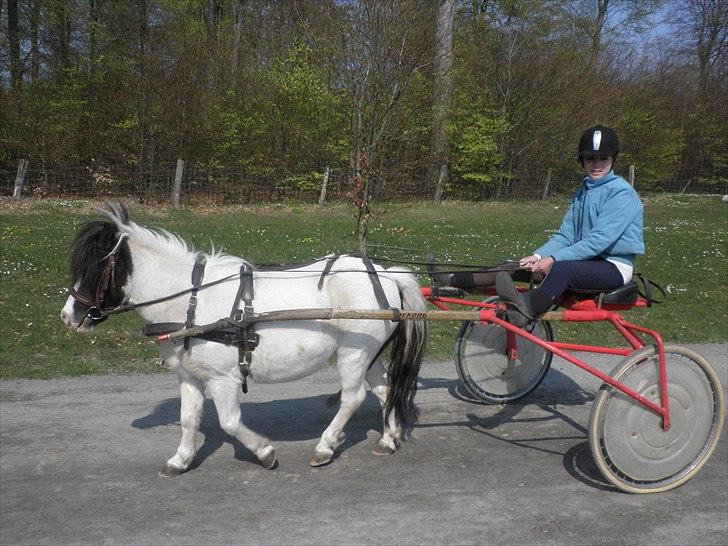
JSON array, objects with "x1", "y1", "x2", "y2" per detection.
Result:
[
  {"x1": 519, "y1": 255, "x2": 540, "y2": 268},
  {"x1": 531, "y1": 256, "x2": 554, "y2": 275}
]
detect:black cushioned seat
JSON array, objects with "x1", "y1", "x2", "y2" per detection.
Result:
[{"x1": 564, "y1": 280, "x2": 639, "y2": 306}]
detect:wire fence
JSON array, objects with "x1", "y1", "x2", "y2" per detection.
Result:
[{"x1": 2, "y1": 160, "x2": 726, "y2": 205}]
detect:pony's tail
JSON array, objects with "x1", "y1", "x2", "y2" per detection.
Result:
[{"x1": 386, "y1": 268, "x2": 428, "y2": 429}]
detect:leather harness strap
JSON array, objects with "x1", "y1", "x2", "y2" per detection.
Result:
[
  {"x1": 230, "y1": 263, "x2": 258, "y2": 393},
  {"x1": 317, "y1": 255, "x2": 338, "y2": 289},
  {"x1": 361, "y1": 255, "x2": 397, "y2": 319},
  {"x1": 184, "y1": 255, "x2": 207, "y2": 350}
]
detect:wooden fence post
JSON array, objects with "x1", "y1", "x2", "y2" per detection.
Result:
[
  {"x1": 433, "y1": 163, "x2": 449, "y2": 202},
  {"x1": 172, "y1": 159, "x2": 185, "y2": 209},
  {"x1": 541, "y1": 168, "x2": 552, "y2": 201},
  {"x1": 629, "y1": 164, "x2": 635, "y2": 187},
  {"x1": 318, "y1": 166, "x2": 330, "y2": 206},
  {"x1": 12, "y1": 159, "x2": 29, "y2": 201}
]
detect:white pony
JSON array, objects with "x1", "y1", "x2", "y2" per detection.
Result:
[{"x1": 61, "y1": 203, "x2": 428, "y2": 476}]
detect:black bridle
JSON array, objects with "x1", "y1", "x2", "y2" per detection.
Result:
[{"x1": 68, "y1": 248, "x2": 122, "y2": 323}]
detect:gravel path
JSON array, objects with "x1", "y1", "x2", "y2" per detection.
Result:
[{"x1": 1, "y1": 343, "x2": 726, "y2": 545}]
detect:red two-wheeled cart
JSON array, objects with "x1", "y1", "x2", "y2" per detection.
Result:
[{"x1": 420, "y1": 273, "x2": 724, "y2": 494}]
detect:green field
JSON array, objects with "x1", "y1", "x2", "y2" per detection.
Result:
[{"x1": 1, "y1": 195, "x2": 726, "y2": 379}]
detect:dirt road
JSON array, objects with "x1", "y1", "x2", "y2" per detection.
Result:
[{"x1": 2, "y1": 343, "x2": 726, "y2": 545}]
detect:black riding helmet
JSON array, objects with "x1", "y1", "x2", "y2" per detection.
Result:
[{"x1": 578, "y1": 124, "x2": 619, "y2": 165}]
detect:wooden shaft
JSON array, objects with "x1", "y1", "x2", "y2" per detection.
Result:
[
  {"x1": 158, "y1": 307, "x2": 567, "y2": 343},
  {"x1": 254, "y1": 308, "x2": 486, "y2": 322},
  {"x1": 160, "y1": 308, "x2": 488, "y2": 342}
]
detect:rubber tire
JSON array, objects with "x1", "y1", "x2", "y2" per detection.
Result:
[
  {"x1": 455, "y1": 297, "x2": 554, "y2": 404},
  {"x1": 588, "y1": 344, "x2": 725, "y2": 493}
]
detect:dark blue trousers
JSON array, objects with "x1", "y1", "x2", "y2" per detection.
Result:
[{"x1": 538, "y1": 259, "x2": 624, "y2": 300}]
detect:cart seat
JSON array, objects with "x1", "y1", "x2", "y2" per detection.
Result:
[{"x1": 563, "y1": 281, "x2": 639, "y2": 306}]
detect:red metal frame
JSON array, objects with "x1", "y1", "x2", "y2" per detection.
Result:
[{"x1": 420, "y1": 286, "x2": 671, "y2": 430}]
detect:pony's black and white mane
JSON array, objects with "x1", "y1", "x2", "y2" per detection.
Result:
[
  {"x1": 69, "y1": 202, "x2": 249, "y2": 314},
  {"x1": 70, "y1": 202, "x2": 133, "y2": 313}
]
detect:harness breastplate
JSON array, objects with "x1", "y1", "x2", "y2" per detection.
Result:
[{"x1": 141, "y1": 260, "x2": 260, "y2": 394}]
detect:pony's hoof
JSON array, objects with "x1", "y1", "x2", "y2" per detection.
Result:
[
  {"x1": 309, "y1": 452, "x2": 333, "y2": 467},
  {"x1": 257, "y1": 446, "x2": 278, "y2": 470},
  {"x1": 372, "y1": 442, "x2": 396, "y2": 456},
  {"x1": 159, "y1": 464, "x2": 185, "y2": 478}
]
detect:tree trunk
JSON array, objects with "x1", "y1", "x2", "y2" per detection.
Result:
[
  {"x1": 354, "y1": 151, "x2": 371, "y2": 256},
  {"x1": 137, "y1": 0, "x2": 149, "y2": 179},
  {"x1": 206, "y1": 0, "x2": 220, "y2": 48},
  {"x1": 432, "y1": 0, "x2": 455, "y2": 202},
  {"x1": 231, "y1": 0, "x2": 245, "y2": 78},
  {"x1": 203, "y1": 0, "x2": 220, "y2": 90},
  {"x1": 52, "y1": 0, "x2": 72, "y2": 77},
  {"x1": 591, "y1": 0, "x2": 609, "y2": 59},
  {"x1": 88, "y1": 0, "x2": 100, "y2": 67},
  {"x1": 6, "y1": 0, "x2": 22, "y2": 112},
  {"x1": 30, "y1": 0, "x2": 40, "y2": 81}
]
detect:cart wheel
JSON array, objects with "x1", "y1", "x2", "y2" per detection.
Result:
[
  {"x1": 589, "y1": 344, "x2": 725, "y2": 493},
  {"x1": 455, "y1": 297, "x2": 554, "y2": 404}
]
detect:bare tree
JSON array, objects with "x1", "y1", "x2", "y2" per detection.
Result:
[
  {"x1": 563, "y1": 0, "x2": 664, "y2": 60},
  {"x1": 673, "y1": 0, "x2": 728, "y2": 98},
  {"x1": 592, "y1": 0, "x2": 608, "y2": 54},
  {"x1": 339, "y1": 0, "x2": 435, "y2": 253}
]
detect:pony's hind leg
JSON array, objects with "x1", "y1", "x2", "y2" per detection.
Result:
[
  {"x1": 207, "y1": 377, "x2": 278, "y2": 469},
  {"x1": 160, "y1": 377, "x2": 205, "y2": 477},
  {"x1": 310, "y1": 349, "x2": 369, "y2": 467},
  {"x1": 365, "y1": 359, "x2": 403, "y2": 455}
]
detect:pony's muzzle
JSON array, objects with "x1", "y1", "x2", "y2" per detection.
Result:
[{"x1": 60, "y1": 309, "x2": 72, "y2": 328}]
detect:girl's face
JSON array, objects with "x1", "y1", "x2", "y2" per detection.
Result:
[{"x1": 583, "y1": 156, "x2": 613, "y2": 179}]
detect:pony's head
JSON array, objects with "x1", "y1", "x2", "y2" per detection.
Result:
[{"x1": 61, "y1": 202, "x2": 133, "y2": 333}]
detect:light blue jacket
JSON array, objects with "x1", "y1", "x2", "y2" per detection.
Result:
[{"x1": 534, "y1": 171, "x2": 644, "y2": 265}]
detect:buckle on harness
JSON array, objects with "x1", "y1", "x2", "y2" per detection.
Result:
[{"x1": 87, "y1": 307, "x2": 104, "y2": 321}]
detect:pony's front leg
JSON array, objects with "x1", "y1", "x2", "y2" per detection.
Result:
[
  {"x1": 207, "y1": 377, "x2": 278, "y2": 470},
  {"x1": 160, "y1": 378, "x2": 204, "y2": 477}
]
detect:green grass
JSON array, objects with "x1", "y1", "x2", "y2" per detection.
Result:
[{"x1": 1, "y1": 195, "x2": 726, "y2": 379}]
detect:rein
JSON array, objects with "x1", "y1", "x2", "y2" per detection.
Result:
[
  {"x1": 69, "y1": 241, "x2": 519, "y2": 323},
  {"x1": 72, "y1": 271, "x2": 242, "y2": 321}
]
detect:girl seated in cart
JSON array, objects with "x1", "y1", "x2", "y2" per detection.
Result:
[{"x1": 496, "y1": 124, "x2": 645, "y2": 327}]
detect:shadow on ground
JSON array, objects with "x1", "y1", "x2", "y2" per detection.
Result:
[{"x1": 131, "y1": 366, "x2": 613, "y2": 487}]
